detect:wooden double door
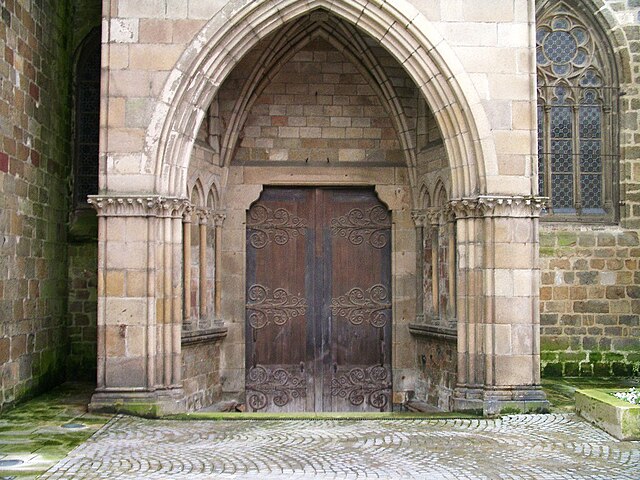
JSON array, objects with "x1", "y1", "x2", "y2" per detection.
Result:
[{"x1": 245, "y1": 187, "x2": 392, "y2": 412}]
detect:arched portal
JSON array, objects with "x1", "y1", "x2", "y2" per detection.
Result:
[
  {"x1": 89, "y1": 0, "x2": 548, "y2": 416},
  {"x1": 141, "y1": 0, "x2": 497, "y2": 201}
]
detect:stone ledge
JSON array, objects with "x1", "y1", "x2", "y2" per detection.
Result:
[
  {"x1": 89, "y1": 389, "x2": 186, "y2": 417},
  {"x1": 181, "y1": 327, "x2": 228, "y2": 346},
  {"x1": 576, "y1": 389, "x2": 640, "y2": 441},
  {"x1": 409, "y1": 323, "x2": 457, "y2": 342}
]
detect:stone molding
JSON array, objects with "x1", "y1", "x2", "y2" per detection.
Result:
[
  {"x1": 88, "y1": 195, "x2": 190, "y2": 218},
  {"x1": 194, "y1": 208, "x2": 226, "y2": 226},
  {"x1": 450, "y1": 196, "x2": 548, "y2": 219},
  {"x1": 412, "y1": 207, "x2": 452, "y2": 226}
]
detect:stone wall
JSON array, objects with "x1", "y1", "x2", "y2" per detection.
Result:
[
  {"x1": 182, "y1": 337, "x2": 223, "y2": 411},
  {"x1": 538, "y1": 1, "x2": 640, "y2": 379},
  {"x1": 66, "y1": 1, "x2": 101, "y2": 383},
  {"x1": 540, "y1": 226, "x2": 640, "y2": 377},
  {"x1": 66, "y1": 240, "x2": 98, "y2": 381},
  {"x1": 0, "y1": 0, "x2": 74, "y2": 409},
  {"x1": 413, "y1": 331, "x2": 457, "y2": 411}
]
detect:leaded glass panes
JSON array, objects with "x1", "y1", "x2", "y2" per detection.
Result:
[
  {"x1": 536, "y1": 3, "x2": 616, "y2": 220},
  {"x1": 552, "y1": 174, "x2": 574, "y2": 210},
  {"x1": 537, "y1": 105, "x2": 545, "y2": 197},
  {"x1": 74, "y1": 32, "x2": 101, "y2": 206},
  {"x1": 581, "y1": 174, "x2": 602, "y2": 210}
]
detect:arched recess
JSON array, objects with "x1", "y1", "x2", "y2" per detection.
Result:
[
  {"x1": 217, "y1": 13, "x2": 417, "y2": 172},
  {"x1": 144, "y1": 0, "x2": 497, "y2": 203}
]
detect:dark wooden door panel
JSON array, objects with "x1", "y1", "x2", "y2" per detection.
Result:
[
  {"x1": 322, "y1": 189, "x2": 392, "y2": 412},
  {"x1": 245, "y1": 188, "x2": 315, "y2": 412},
  {"x1": 246, "y1": 187, "x2": 391, "y2": 412}
]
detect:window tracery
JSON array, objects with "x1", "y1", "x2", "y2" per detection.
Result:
[{"x1": 536, "y1": 3, "x2": 618, "y2": 220}]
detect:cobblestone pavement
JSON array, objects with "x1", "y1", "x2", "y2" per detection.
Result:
[{"x1": 40, "y1": 414, "x2": 639, "y2": 479}]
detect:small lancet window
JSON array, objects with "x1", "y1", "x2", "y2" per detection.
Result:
[{"x1": 73, "y1": 30, "x2": 101, "y2": 207}]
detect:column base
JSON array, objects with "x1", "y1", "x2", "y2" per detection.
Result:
[
  {"x1": 453, "y1": 385, "x2": 549, "y2": 416},
  {"x1": 89, "y1": 388, "x2": 186, "y2": 417}
]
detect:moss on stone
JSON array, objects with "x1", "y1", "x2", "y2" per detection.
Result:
[
  {"x1": 542, "y1": 363, "x2": 563, "y2": 377},
  {"x1": 557, "y1": 232, "x2": 577, "y2": 247}
]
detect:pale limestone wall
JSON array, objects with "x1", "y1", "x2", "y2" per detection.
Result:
[{"x1": 101, "y1": 0, "x2": 534, "y2": 198}]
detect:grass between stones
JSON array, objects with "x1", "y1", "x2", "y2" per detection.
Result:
[
  {"x1": 0, "y1": 382, "x2": 111, "y2": 479},
  {"x1": 0, "y1": 377, "x2": 638, "y2": 478}
]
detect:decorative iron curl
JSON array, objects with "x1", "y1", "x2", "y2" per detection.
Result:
[
  {"x1": 331, "y1": 366, "x2": 390, "y2": 409},
  {"x1": 330, "y1": 284, "x2": 391, "y2": 328},
  {"x1": 330, "y1": 206, "x2": 390, "y2": 248},
  {"x1": 247, "y1": 204, "x2": 306, "y2": 248},
  {"x1": 246, "y1": 365, "x2": 306, "y2": 411},
  {"x1": 246, "y1": 285, "x2": 307, "y2": 329}
]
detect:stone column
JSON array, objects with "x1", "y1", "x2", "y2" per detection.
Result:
[
  {"x1": 182, "y1": 205, "x2": 193, "y2": 325},
  {"x1": 212, "y1": 211, "x2": 226, "y2": 323},
  {"x1": 88, "y1": 195, "x2": 189, "y2": 416},
  {"x1": 197, "y1": 209, "x2": 210, "y2": 323},
  {"x1": 451, "y1": 196, "x2": 548, "y2": 415},
  {"x1": 411, "y1": 210, "x2": 426, "y2": 324}
]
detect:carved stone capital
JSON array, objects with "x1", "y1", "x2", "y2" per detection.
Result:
[
  {"x1": 450, "y1": 196, "x2": 547, "y2": 219},
  {"x1": 411, "y1": 209, "x2": 427, "y2": 227},
  {"x1": 212, "y1": 210, "x2": 226, "y2": 227},
  {"x1": 195, "y1": 208, "x2": 211, "y2": 225},
  {"x1": 88, "y1": 195, "x2": 190, "y2": 218},
  {"x1": 182, "y1": 203, "x2": 194, "y2": 222}
]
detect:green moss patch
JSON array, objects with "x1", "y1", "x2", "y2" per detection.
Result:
[{"x1": 0, "y1": 383, "x2": 111, "y2": 478}]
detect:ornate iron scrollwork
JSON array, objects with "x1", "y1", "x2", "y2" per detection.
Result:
[
  {"x1": 330, "y1": 284, "x2": 391, "y2": 327},
  {"x1": 246, "y1": 284, "x2": 307, "y2": 329},
  {"x1": 330, "y1": 205, "x2": 390, "y2": 248},
  {"x1": 330, "y1": 366, "x2": 390, "y2": 409},
  {"x1": 247, "y1": 204, "x2": 307, "y2": 248},
  {"x1": 246, "y1": 365, "x2": 306, "y2": 411}
]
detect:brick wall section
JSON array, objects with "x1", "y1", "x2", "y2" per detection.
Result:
[
  {"x1": 540, "y1": 226, "x2": 640, "y2": 377},
  {"x1": 220, "y1": 38, "x2": 403, "y2": 165},
  {"x1": 539, "y1": 2, "x2": 640, "y2": 378},
  {"x1": 182, "y1": 341, "x2": 222, "y2": 411},
  {"x1": 66, "y1": 242, "x2": 97, "y2": 381},
  {"x1": 414, "y1": 336, "x2": 457, "y2": 410},
  {"x1": 0, "y1": 0, "x2": 74, "y2": 409}
]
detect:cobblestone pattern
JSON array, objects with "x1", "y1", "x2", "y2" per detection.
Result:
[
  {"x1": 540, "y1": 228, "x2": 640, "y2": 377},
  {"x1": 41, "y1": 414, "x2": 640, "y2": 479}
]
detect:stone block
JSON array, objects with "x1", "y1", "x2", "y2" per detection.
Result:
[
  {"x1": 105, "y1": 357, "x2": 147, "y2": 388},
  {"x1": 576, "y1": 390, "x2": 640, "y2": 441},
  {"x1": 494, "y1": 355, "x2": 535, "y2": 385}
]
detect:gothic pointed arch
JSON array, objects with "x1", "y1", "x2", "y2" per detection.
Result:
[
  {"x1": 536, "y1": 0, "x2": 620, "y2": 220},
  {"x1": 143, "y1": 0, "x2": 497, "y2": 203}
]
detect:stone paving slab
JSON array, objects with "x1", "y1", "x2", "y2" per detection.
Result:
[{"x1": 39, "y1": 414, "x2": 640, "y2": 479}]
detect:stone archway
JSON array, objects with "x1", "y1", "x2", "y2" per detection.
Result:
[{"x1": 90, "y1": 0, "x2": 547, "y2": 415}]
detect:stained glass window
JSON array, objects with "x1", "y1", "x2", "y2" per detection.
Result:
[{"x1": 536, "y1": 4, "x2": 617, "y2": 220}]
